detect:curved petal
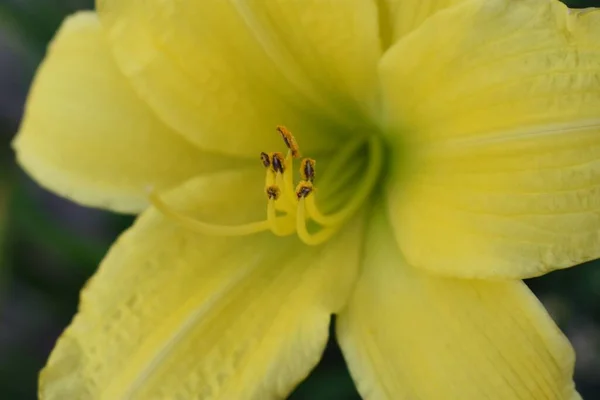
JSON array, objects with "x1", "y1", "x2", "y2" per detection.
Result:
[
  {"x1": 40, "y1": 169, "x2": 364, "y2": 399},
  {"x1": 337, "y1": 209, "x2": 578, "y2": 400},
  {"x1": 381, "y1": 0, "x2": 600, "y2": 278},
  {"x1": 96, "y1": 0, "x2": 382, "y2": 157},
  {"x1": 377, "y1": 0, "x2": 465, "y2": 47},
  {"x1": 13, "y1": 12, "x2": 240, "y2": 214}
]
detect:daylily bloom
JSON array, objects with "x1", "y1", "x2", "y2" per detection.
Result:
[{"x1": 13, "y1": 0, "x2": 600, "y2": 398}]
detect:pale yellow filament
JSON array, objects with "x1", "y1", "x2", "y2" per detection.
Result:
[
  {"x1": 296, "y1": 197, "x2": 338, "y2": 246},
  {"x1": 267, "y1": 199, "x2": 295, "y2": 236},
  {"x1": 149, "y1": 190, "x2": 272, "y2": 236},
  {"x1": 274, "y1": 173, "x2": 295, "y2": 213},
  {"x1": 282, "y1": 151, "x2": 297, "y2": 204}
]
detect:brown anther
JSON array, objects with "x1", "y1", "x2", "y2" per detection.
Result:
[
  {"x1": 260, "y1": 152, "x2": 270, "y2": 168},
  {"x1": 266, "y1": 185, "x2": 281, "y2": 200},
  {"x1": 295, "y1": 181, "x2": 313, "y2": 199},
  {"x1": 276, "y1": 126, "x2": 300, "y2": 158},
  {"x1": 271, "y1": 152, "x2": 285, "y2": 174},
  {"x1": 300, "y1": 158, "x2": 316, "y2": 183}
]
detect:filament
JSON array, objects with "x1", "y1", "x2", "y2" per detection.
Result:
[
  {"x1": 296, "y1": 197, "x2": 338, "y2": 246},
  {"x1": 267, "y1": 199, "x2": 295, "y2": 236},
  {"x1": 149, "y1": 190, "x2": 271, "y2": 236}
]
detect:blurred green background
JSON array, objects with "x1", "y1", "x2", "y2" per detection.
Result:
[{"x1": 0, "y1": 1, "x2": 599, "y2": 399}]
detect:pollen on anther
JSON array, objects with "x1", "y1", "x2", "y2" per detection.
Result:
[
  {"x1": 276, "y1": 126, "x2": 300, "y2": 158},
  {"x1": 300, "y1": 158, "x2": 316, "y2": 182},
  {"x1": 270, "y1": 152, "x2": 285, "y2": 174},
  {"x1": 295, "y1": 181, "x2": 313, "y2": 199},
  {"x1": 260, "y1": 152, "x2": 270, "y2": 168},
  {"x1": 266, "y1": 185, "x2": 281, "y2": 200}
]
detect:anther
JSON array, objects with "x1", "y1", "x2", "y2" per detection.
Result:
[
  {"x1": 270, "y1": 152, "x2": 285, "y2": 174},
  {"x1": 300, "y1": 158, "x2": 316, "y2": 183},
  {"x1": 266, "y1": 185, "x2": 281, "y2": 200},
  {"x1": 276, "y1": 126, "x2": 300, "y2": 158},
  {"x1": 260, "y1": 152, "x2": 270, "y2": 168},
  {"x1": 295, "y1": 181, "x2": 313, "y2": 199}
]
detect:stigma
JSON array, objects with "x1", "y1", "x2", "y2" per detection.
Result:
[{"x1": 149, "y1": 126, "x2": 384, "y2": 246}]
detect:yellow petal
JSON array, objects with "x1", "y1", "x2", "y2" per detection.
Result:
[
  {"x1": 381, "y1": 0, "x2": 600, "y2": 278},
  {"x1": 337, "y1": 209, "x2": 579, "y2": 400},
  {"x1": 378, "y1": 0, "x2": 465, "y2": 46},
  {"x1": 96, "y1": 0, "x2": 381, "y2": 157},
  {"x1": 13, "y1": 12, "x2": 239, "y2": 213},
  {"x1": 40, "y1": 168, "x2": 364, "y2": 399}
]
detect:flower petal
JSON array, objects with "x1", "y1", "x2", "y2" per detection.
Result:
[
  {"x1": 381, "y1": 0, "x2": 600, "y2": 278},
  {"x1": 96, "y1": 0, "x2": 382, "y2": 157},
  {"x1": 337, "y1": 210, "x2": 579, "y2": 400},
  {"x1": 40, "y1": 169, "x2": 364, "y2": 399},
  {"x1": 378, "y1": 0, "x2": 465, "y2": 46},
  {"x1": 13, "y1": 12, "x2": 239, "y2": 213}
]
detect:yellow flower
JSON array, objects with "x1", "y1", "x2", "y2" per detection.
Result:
[{"x1": 12, "y1": 0, "x2": 599, "y2": 398}]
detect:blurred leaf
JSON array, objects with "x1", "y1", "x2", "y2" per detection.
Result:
[
  {"x1": 289, "y1": 321, "x2": 361, "y2": 400},
  {"x1": 0, "y1": 180, "x2": 10, "y2": 294},
  {"x1": 565, "y1": 0, "x2": 600, "y2": 6},
  {"x1": 0, "y1": 2, "x2": 64, "y2": 53},
  {"x1": 289, "y1": 366, "x2": 360, "y2": 400},
  {"x1": 10, "y1": 176, "x2": 107, "y2": 269}
]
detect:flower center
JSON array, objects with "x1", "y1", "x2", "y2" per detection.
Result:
[{"x1": 150, "y1": 126, "x2": 383, "y2": 246}]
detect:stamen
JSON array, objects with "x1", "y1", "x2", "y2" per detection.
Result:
[
  {"x1": 276, "y1": 125, "x2": 300, "y2": 158},
  {"x1": 270, "y1": 152, "x2": 285, "y2": 174},
  {"x1": 281, "y1": 151, "x2": 297, "y2": 204},
  {"x1": 152, "y1": 126, "x2": 383, "y2": 247},
  {"x1": 260, "y1": 152, "x2": 270, "y2": 168},
  {"x1": 295, "y1": 181, "x2": 313, "y2": 199},
  {"x1": 267, "y1": 199, "x2": 295, "y2": 236},
  {"x1": 264, "y1": 153, "x2": 294, "y2": 213},
  {"x1": 265, "y1": 185, "x2": 280, "y2": 200},
  {"x1": 264, "y1": 162, "x2": 276, "y2": 189},
  {"x1": 300, "y1": 158, "x2": 316, "y2": 183}
]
